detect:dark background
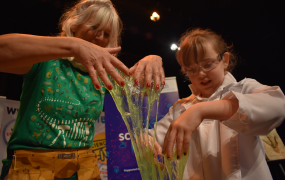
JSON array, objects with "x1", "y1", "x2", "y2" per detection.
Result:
[{"x1": 0, "y1": 0, "x2": 285, "y2": 177}]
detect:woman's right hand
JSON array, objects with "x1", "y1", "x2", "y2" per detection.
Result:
[
  {"x1": 0, "y1": 34, "x2": 130, "y2": 89},
  {"x1": 72, "y1": 38, "x2": 130, "y2": 90}
]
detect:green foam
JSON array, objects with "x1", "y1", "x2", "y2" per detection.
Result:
[{"x1": 99, "y1": 72, "x2": 189, "y2": 180}]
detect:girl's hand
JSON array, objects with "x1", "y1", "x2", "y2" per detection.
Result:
[
  {"x1": 73, "y1": 38, "x2": 129, "y2": 90},
  {"x1": 148, "y1": 135, "x2": 163, "y2": 157},
  {"x1": 162, "y1": 99, "x2": 238, "y2": 160},
  {"x1": 162, "y1": 105, "x2": 203, "y2": 160},
  {"x1": 129, "y1": 55, "x2": 165, "y2": 89},
  {"x1": 147, "y1": 135, "x2": 164, "y2": 170}
]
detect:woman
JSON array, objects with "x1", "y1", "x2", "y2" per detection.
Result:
[{"x1": 0, "y1": 0, "x2": 164, "y2": 179}]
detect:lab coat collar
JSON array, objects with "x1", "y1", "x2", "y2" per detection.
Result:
[{"x1": 188, "y1": 72, "x2": 237, "y2": 101}]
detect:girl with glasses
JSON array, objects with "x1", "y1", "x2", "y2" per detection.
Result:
[{"x1": 149, "y1": 28, "x2": 285, "y2": 180}]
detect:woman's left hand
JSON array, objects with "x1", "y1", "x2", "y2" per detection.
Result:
[
  {"x1": 162, "y1": 105, "x2": 203, "y2": 160},
  {"x1": 130, "y1": 55, "x2": 165, "y2": 89}
]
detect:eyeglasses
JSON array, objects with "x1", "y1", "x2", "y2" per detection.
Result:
[{"x1": 184, "y1": 52, "x2": 225, "y2": 76}]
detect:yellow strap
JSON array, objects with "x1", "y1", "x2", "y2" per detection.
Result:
[{"x1": 12, "y1": 155, "x2": 16, "y2": 170}]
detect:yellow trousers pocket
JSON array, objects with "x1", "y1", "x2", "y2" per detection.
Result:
[
  {"x1": 8, "y1": 153, "x2": 55, "y2": 180},
  {"x1": 54, "y1": 158, "x2": 77, "y2": 178},
  {"x1": 29, "y1": 169, "x2": 54, "y2": 180},
  {"x1": 8, "y1": 168, "x2": 29, "y2": 180},
  {"x1": 77, "y1": 168, "x2": 97, "y2": 180},
  {"x1": 77, "y1": 150, "x2": 100, "y2": 180},
  {"x1": 8, "y1": 167, "x2": 55, "y2": 180},
  {"x1": 29, "y1": 169, "x2": 40, "y2": 180}
]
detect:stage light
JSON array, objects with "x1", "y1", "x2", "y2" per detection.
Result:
[
  {"x1": 171, "y1": 44, "x2": 178, "y2": 50},
  {"x1": 150, "y1": 12, "x2": 160, "y2": 21}
]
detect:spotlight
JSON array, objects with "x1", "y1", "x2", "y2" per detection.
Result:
[
  {"x1": 171, "y1": 44, "x2": 178, "y2": 50},
  {"x1": 150, "y1": 12, "x2": 160, "y2": 21}
]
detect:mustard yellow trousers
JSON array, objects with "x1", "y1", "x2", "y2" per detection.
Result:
[{"x1": 7, "y1": 148, "x2": 100, "y2": 180}]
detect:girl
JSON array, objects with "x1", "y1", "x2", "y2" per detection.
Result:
[
  {"x1": 150, "y1": 28, "x2": 285, "y2": 180},
  {"x1": 0, "y1": 0, "x2": 164, "y2": 179}
]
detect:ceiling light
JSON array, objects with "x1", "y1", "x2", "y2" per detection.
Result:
[
  {"x1": 150, "y1": 12, "x2": 160, "y2": 21},
  {"x1": 171, "y1": 44, "x2": 178, "y2": 50}
]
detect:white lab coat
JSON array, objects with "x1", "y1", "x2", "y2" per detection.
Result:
[{"x1": 149, "y1": 72, "x2": 285, "y2": 180}]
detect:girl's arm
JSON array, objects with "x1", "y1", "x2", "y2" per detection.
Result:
[
  {"x1": 163, "y1": 79, "x2": 285, "y2": 160},
  {"x1": 148, "y1": 101, "x2": 178, "y2": 146},
  {"x1": 222, "y1": 80, "x2": 285, "y2": 136},
  {"x1": 162, "y1": 98, "x2": 239, "y2": 160},
  {"x1": 0, "y1": 33, "x2": 128, "y2": 88}
]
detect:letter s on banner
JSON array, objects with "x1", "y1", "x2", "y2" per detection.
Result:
[
  {"x1": 119, "y1": 133, "x2": 124, "y2": 141},
  {"x1": 118, "y1": 133, "x2": 130, "y2": 141}
]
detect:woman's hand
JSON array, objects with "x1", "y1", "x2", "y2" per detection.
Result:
[
  {"x1": 0, "y1": 34, "x2": 130, "y2": 89},
  {"x1": 130, "y1": 55, "x2": 165, "y2": 89},
  {"x1": 72, "y1": 38, "x2": 130, "y2": 90},
  {"x1": 162, "y1": 105, "x2": 203, "y2": 160}
]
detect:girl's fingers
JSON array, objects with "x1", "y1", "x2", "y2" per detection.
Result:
[
  {"x1": 140, "y1": 134, "x2": 145, "y2": 149},
  {"x1": 165, "y1": 128, "x2": 177, "y2": 160},
  {"x1": 148, "y1": 135, "x2": 162, "y2": 157},
  {"x1": 158, "y1": 162, "x2": 165, "y2": 170},
  {"x1": 162, "y1": 127, "x2": 171, "y2": 154},
  {"x1": 183, "y1": 131, "x2": 192, "y2": 155},
  {"x1": 154, "y1": 140, "x2": 163, "y2": 156},
  {"x1": 153, "y1": 146, "x2": 158, "y2": 157},
  {"x1": 176, "y1": 129, "x2": 184, "y2": 160},
  {"x1": 154, "y1": 161, "x2": 165, "y2": 171},
  {"x1": 152, "y1": 138, "x2": 163, "y2": 157}
]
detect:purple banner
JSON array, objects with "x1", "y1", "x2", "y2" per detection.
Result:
[{"x1": 105, "y1": 80, "x2": 179, "y2": 179}]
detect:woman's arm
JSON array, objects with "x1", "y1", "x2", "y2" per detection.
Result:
[
  {"x1": 0, "y1": 34, "x2": 76, "y2": 73},
  {"x1": 0, "y1": 33, "x2": 129, "y2": 89}
]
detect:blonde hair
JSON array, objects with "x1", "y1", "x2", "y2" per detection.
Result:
[
  {"x1": 176, "y1": 28, "x2": 237, "y2": 75},
  {"x1": 59, "y1": 0, "x2": 122, "y2": 48}
]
